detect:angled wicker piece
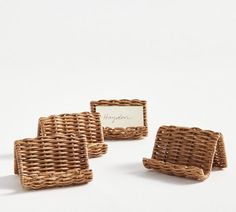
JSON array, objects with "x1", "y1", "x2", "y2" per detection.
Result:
[
  {"x1": 38, "y1": 112, "x2": 108, "y2": 158},
  {"x1": 143, "y1": 126, "x2": 227, "y2": 181},
  {"x1": 90, "y1": 99, "x2": 148, "y2": 139},
  {"x1": 15, "y1": 134, "x2": 93, "y2": 189}
]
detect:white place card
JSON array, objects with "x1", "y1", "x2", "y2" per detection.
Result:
[{"x1": 95, "y1": 106, "x2": 144, "y2": 128}]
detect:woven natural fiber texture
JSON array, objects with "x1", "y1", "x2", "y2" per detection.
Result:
[
  {"x1": 15, "y1": 134, "x2": 93, "y2": 189},
  {"x1": 143, "y1": 126, "x2": 227, "y2": 181},
  {"x1": 38, "y1": 112, "x2": 107, "y2": 158},
  {"x1": 90, "y1": 99, "x2": 148, "y2": 139}
]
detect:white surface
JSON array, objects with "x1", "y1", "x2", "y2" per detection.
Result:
[{"x1": 0, "y1": 0, "x2": 236, "y2": 211}]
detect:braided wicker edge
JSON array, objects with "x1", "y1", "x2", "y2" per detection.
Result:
[
  {"x1": 213, "y1": 133, "x2": 227, "y2": 168},
  {"x1": 38, "y1": 112, "x2": 108, "y2": 158},
  {"x1": 20, "y1": 169, "x2": 93, "y2": 190},
  {"x1": 90, "y1": 99, "x2": 148, "y2": 140},
  {"x1": 143, "y1": 126, "x2": 227, "y2": 181},
  {"x1": 15, "y1": 134, "x2": 93, "y2": 189},
  {"x1": 143, "y1": 158, "x2": 208, "y2": 180},
  {"x1": 87, "y1": 143, "x2": 108, "y2": 158}
]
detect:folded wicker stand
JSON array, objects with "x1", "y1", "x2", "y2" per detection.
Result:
[
  {"x1": 143, "y1": 126, "x2": 227, "y2": 181},
  {"x1": 15, "y1": 134, "x2": 93, "y2": 189},
  {"x1": 90, "y1": 99, "x2": 148, "y2": 139},
  {"x1": 38, "y1": 112, "x2": 107, "y2": 158}
]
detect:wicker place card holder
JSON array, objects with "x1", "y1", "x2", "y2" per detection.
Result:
[
  {"x1": 90, "y1": 99, "x2": 148, "y2": 139},
  {"x1": 14, "y1": 134, "x2": 93, "y2": 189},
  {"x1": 37, "y1": 112, "x2": 108, "y2": 158},
  {"x1": 143, "y1": 126, "x2": 227, "y2": 181}
]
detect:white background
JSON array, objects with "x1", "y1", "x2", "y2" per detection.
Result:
[{"x1": 0, "y1": 0, "x2": 236, "y2": 211}]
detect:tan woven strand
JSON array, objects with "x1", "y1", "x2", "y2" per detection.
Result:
[
  {"x1": 143, "y1": 126, "x2": 227, "y2": 181},
  {"x1": 38, "y1": 112, "x2": 108, "y2": 158},
  {"x1": 15, "y1": 134, "x2": 93, "y2": 189},
  {"x1": 90, "y1": 99, "x2": 148, "y2": 139}
]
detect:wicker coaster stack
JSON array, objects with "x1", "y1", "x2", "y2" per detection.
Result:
[
  {"x1": 12, "y1": 100, "x2": 228, "y2": 190},
  {"x1": 143, "y1": 126, "x2": 227, "y2": 180},
  {"x1": 38, "y1": 112, "x2": 107, "y2": 158},
  {"x1": 91, "y1": 99, "x2": 148, "y2": 139},
  {"x1": 14, "y1": 134, "x2": 92, "y2": 189}
]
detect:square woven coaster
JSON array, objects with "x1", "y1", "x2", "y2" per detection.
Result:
[
  {"x1": 38, "y1": 112, "x2": 108, "y2": 158},
  {"x1": 15, "y1": 134, "x2": 93, "y2": 189},
  {"x1": 143, "y1": 126, "x2": 227, "y2": 180}
]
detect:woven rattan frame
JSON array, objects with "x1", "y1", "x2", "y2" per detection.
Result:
[
  {"x1": 143, "y1": 126, "x2": 227, "y2": 181},
  {"x1": 38, "y1": 112, "x2": 107, "y2": 158},
  {"x1": 90, "y1": 99, "x2": 148, "y2": 139},
  {"x1": 15, "y1": 134, "x2": 93, "y2": 189}
]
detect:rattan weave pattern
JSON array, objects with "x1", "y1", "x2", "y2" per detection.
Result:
[
  {"x1": 143, "y1": 126, "x2": 227, "y2": 180},
  {"x1": 15, "y1": 134, "x2": 93, "y2": 189},
  {"x1": 38, "y1": 112, "x2": 107, "y2": 158}
]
